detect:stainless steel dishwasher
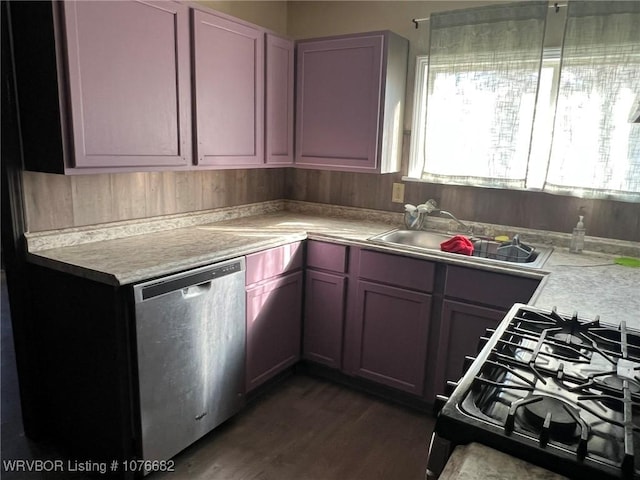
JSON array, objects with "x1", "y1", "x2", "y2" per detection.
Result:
[{"x1": 133, "y1": 257, "x2": 246, "y2": 466}]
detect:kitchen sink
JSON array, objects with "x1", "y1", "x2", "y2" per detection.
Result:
[
  {"x1": 368, "y1": 229, "x2": 553, "y2": 269},
  {"x1": 370, "y1": 229, "x2": 454, "y2": 250}
]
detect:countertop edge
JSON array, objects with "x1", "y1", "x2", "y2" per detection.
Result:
[
  {"x1": 439, "y1": 443, "x2": 569, "y2": 480},
  {"x1": 28, "y1": 232, "x2": 310, "y2": 286}
]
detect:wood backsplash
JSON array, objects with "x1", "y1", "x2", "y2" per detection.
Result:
[
  {"x1": 285, "y1": 169, "x2": 640, "y2": 242},
  {"x1": 23, "y1": 169, "x2": 285, "y2": 232},
  {"x1": 23, "y1": 167, "x2": 638, "y2": 242}
]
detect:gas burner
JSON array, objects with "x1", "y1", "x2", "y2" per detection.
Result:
[
  {"x1": 586, "y1": 374, "x2": 640, "y2": 411},
  {"x1": 546, "y1": 334, "x2": 587, "y2": 360},
  {"x1": 599, "y1": 376, "x2": 640, "y2": 394},
  {"x1": 522, "y1": 396, "x2": 579, "y2": 435},
  {"x1": 550, "y1": 331, "x2": 585, "y2": 348},
  {"x1": 508, "y1": 395, "x2": 584, "y2": 442}
]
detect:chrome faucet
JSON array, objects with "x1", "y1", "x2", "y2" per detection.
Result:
[{"x1": 424, "y1": 199, "x2": 473, "y2": 234}]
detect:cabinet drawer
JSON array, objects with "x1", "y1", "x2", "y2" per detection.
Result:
[
  {"x1": 246, "y1": 242, "x2": 303, "y2": 285},
  {"x1": 307, "y1": 241, "x2": 348, "y2": 273},
  {"x1": 358, "y1": 250, "x2": 435, "y2": 293},
  {"x1": 445, "y1": 265, "x2": 540, "y2": 309}
]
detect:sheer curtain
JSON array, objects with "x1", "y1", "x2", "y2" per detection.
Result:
[
  {"x1": 421, "y1": 2, "x2": 548, "y2": 188},
  {"x1": 544, "y1": 1, "x2": 640, "y2": 202}
]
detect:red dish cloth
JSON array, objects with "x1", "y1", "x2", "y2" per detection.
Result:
[{"x1": 440, "y1": 235, "x2": 474, "y2": 256}]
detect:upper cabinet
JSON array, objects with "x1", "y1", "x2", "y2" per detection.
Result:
[
  {"x1": 265, "y1": 34, "x2": 295, "y2": 166},
  {"x1": 10, "y1": 1, "x2": 294, "y2": 174},
  {"x1": 10, "y1": 1, "x2": 192, "y2": 173},
  {"x1": 11, "y1": 3, "x2": 404, "y2": 175},
  {"x1": 64, "y1": 1, "x2": 192, "y2": 169},
  {"x1": 295, "y1": 31, "x2": 408, "y2": 173},
  {"x1": 192, "y1": 10, "x2": 264, "y2": 168},
  {"x1": 192, "y1": 17, "x2": 294, "y2": 168}
]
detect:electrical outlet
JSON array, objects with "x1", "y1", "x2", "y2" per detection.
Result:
[{"x1": 391, "y1": 183, "x2": 405, "y2": 203}]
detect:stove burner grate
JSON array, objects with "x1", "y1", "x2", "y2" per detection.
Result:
[
  {"x1": 504, "y1": 394, "x2": 589, "y2": 456},
  {"x1": 454, "y1": 306, "x2": 640, "y2": 478}
]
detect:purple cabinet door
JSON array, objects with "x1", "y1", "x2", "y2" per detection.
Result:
[
  {"x1": 265, "y1": 34, "x2": 294, "y2": 166},
  {"x1": 295, "y1": 34, "x2": 383, "y2": 171},
  {"x1": 193, "y1": 10, "x2": 264, "y2": 168},
  {"x1": 63, "y1": 1, "x2": 191, "y2": 168},
  {"x1": 350, "y1": 280, "x2": 432, "y2": 395},
  {"x1": 306, "y1": 240, "x2": 349, "y2": 273},
  {"x1": 246, "y1": 271, "x2": 302, "y2": 392},
  {"x1": 432, "y1": 300, "x2": 505, "y2": 399},
  {"x1": 245, "y1": 242, "x2": 304, "y2": 286},
  {"x1": 445, "y1": 266, "x2": 540, "y2": 309},
  {"x1": 303, "y1": 270, "x2": 346, "y2": 369}
]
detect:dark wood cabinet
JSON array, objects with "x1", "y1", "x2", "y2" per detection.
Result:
[
  {"x1": 245, "y1": 242, "x2": 304, "y2": 392},
  {"x1": 23, "y1": 264, "x2": 136, "y2": 472},
  {"x1": 303, "y1": 241, "x2": 349, "y2": 369}
]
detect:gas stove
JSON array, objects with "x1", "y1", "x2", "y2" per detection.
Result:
[{"x1": 430, "y1": 303, "x2": 640, "y2": 479}]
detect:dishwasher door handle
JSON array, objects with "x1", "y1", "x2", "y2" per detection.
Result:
[
  {"x1": 134, "y1": 259, "x2": 244, "y2": 303},
  {"x1": 181, "y1": 282, "x2": 212, "y2": 299}
]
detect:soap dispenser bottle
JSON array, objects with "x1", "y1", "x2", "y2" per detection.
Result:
[{"x1": 569, "y1": 215, "x2": 585, "y2": 253}]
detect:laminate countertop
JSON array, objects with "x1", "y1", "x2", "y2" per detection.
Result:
[
  {"x1": 438, "y1": 443, "x2": 568, "y2": 480},
  {"x1": 25, "y1": 202, "x2": 640, "y2": 329},
  {"x1": 22, "y1": 203, "x2": 640, "y2": 479}
]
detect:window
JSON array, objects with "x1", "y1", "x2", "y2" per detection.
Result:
[{"x1": 409, "y1": 1, "x2": 640, "y2": 203}]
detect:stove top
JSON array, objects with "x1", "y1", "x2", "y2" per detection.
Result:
[{"x1": 435, "y1": 303, "x2": 640, "y2": 479}]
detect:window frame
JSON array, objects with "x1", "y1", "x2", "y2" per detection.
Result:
[
  {"x1": 407, "y1": 52, "x2": 561, "y2": 189},
  {"x1": 406, "y1": 49, "x2": 639, "y2": 202}
]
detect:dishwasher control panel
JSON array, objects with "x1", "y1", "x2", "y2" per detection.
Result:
[{"x1": 137, "y1": 259, "x2": 244, "y2": 301}]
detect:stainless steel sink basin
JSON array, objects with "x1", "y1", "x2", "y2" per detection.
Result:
[
  {"x1": 368, "y1": 229, "x2": 553, "y2": 269},
  {"x1": 370, "y1": 229, "x2": 454, "y2": 250}
]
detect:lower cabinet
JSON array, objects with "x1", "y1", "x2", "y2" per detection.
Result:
[
  {"x1": 351, "y1": 280, "x2": 432, "y2": 395},
  {"x1": 248, "y1": 241, "x2": 541, "y2": 403},
  {"x1": 21, "y1": 238, "x2": 546, "y2": 474},
  {"x1": 303, "y1": 240, "x2": 349, "y2": 369},
  {"x1": 429, "y1": 265, "x2": 542, "y2": 398},
  {"x1": 344, "y1": 249, "x2": 436, "y2": 396},
  {"x1": 246, "y1": 270, "x2": 303, "y2": 392},
  {"x1": 432, "y1": 299, "x2": 505, "y2": 396},
  {"x1": 245, "y1": 242, "x2": 304, "y2": 393},
  {"x1": 303, "y1": 269, "x2": 346, "y2": 369}
]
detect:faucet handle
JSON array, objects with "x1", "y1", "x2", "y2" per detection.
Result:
[{"x1": 424, "y1": 199, "x2": 438, "y2": 213}]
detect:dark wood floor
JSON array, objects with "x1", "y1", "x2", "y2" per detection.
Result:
[
  {"x1": 1, "y1": 273, "x2": 434, "y2": 480},
  {"x1": 153, "y1": 375, "x2": 434, "y2": 480}
]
